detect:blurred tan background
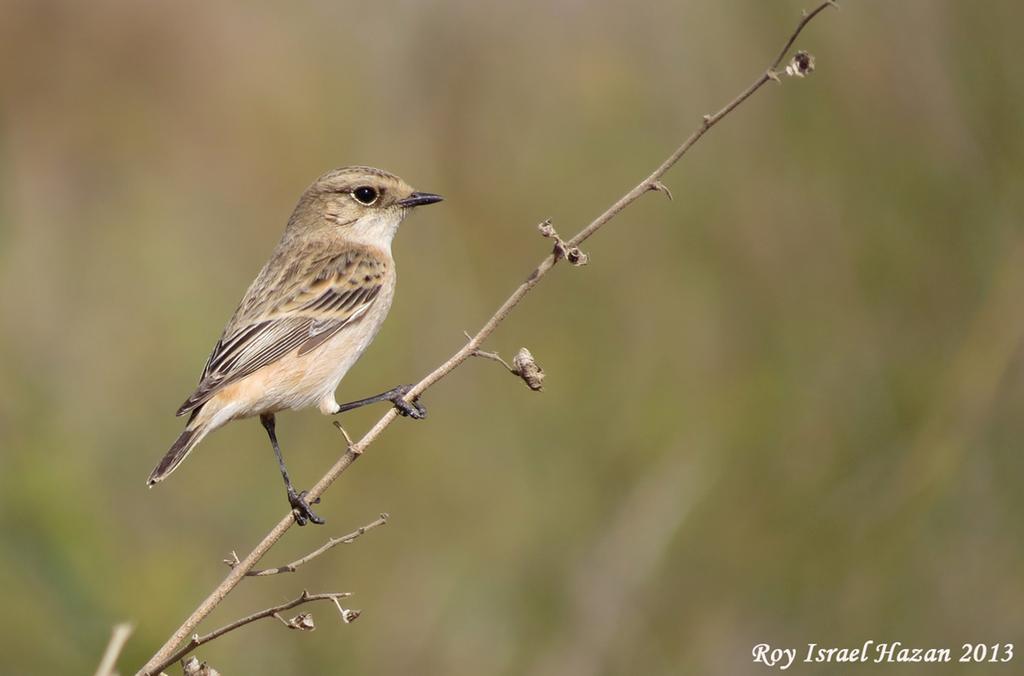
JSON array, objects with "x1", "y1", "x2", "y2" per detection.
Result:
[{"x1": 2, "y1": 1, "x2": 1024, "y2": 674}]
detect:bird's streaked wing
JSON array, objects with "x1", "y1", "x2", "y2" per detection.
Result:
[{"x1": 176, "y1": 247, "x2": 387, "y2": 416}]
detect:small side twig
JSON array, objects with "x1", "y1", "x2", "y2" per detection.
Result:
[
  {"x1": 469, "y1": 336, "x2": 546, "y2": 392},
  {"x1": 94, "y1": 623, "x2": 133, "y2": 676},
  {"x1": 161, "y1": 591, "x2": 356, "y2": 670},
  {"x1": 224, "y1": 513, "x2": 390, "y2": 576},
  {"x1": 470, "y1": 344, "x2": 515, "y2": 373}
]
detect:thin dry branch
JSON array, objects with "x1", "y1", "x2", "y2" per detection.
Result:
[
  {"x1": 472, "y1": 348, "x2": 515, "y2": 372},
  {"x1": 160, "y1": 591, "x2": 356, "y2": 669},
  {"x1": 95, "y1": 623, "x2": 134, "y2": 676},
  {"x1": 138, "y1": 5, "x2": 837, "y2": 673},
  {"x1": 223, "y1": 513, "x2": 389, "y2": 576}
]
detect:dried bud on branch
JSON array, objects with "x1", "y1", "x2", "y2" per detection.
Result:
[
  {"x1": 512, "y1": 348, "x2": 545, "y2": 391},
  {"x1": 283, "y1": 612, "x2": 316, "y2": 631},
  {"x1": 332, "y1": 597, "x2": 361, "y2": 624},
  {"x1": 182, "y1": 656, "x2": 221, "y2": 676},
  {"x1": 565, "y1": 247, "x2": 589, "y2": 266},
  {"x1": 537, "y1": 218, "x2": 588, "y2": 266},
  {"x1": 537, "y1": 219, "x2": 557, "y2": 239},
  {"x1": 785, "y1": 50, "x2": 815, "y2": 77},
  {"x1": 471, "y1": 343, "x2": 546, "y2": 392}
]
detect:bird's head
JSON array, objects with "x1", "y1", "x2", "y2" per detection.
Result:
[{"x1": 287, "y1": 165, "x2": 443, "y2": 250}]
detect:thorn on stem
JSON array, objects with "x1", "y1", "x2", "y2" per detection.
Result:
[
  {"x1": 332, "y1": 421, "x2": 357, "y2": 453},
  {"x1": 766, "y1": 69, "x2": 781, "y2": 83},
  {"x1": 647, "y1": 181, "x2": 674, "y2": 201}
]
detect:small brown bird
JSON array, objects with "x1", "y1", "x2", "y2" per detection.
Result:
[{"x1": 148, "y1": 166, "x2": 442, "y2": 524}]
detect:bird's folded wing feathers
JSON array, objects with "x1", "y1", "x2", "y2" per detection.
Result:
[{"x1": 176, "y1": 248, "x2": 386, "y2": 416}]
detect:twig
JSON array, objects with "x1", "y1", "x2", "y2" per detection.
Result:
[
  {"x1": 473, "y1": 348, "x2": 514, "y2": 371},
  {"x1": 467, "y1": 330, "x2": 516, "y2": 371},
  {"x1": 137, "y1": 5, "x2": 836, "y2": 673},
  {"x1": 470, "y1": 339, "x2": 546, "y2": 391},
  {"x1": 223, "y1": 513, "x2": 390, "y2": 576},
  {"x1": 95, "y1": 623, "x2": 134, "y2": 676},
  {"x1": 159, "y1": 591, "x2": 355, "y2": 671}
]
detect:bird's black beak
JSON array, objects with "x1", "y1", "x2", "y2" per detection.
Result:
[{"x1": 397, "y1": 192, "x2": 444, "y2": 208}]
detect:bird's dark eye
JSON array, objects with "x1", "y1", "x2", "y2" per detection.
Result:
[{"x1": 352, "y1": 186, "x2": 378, "y2": 205}]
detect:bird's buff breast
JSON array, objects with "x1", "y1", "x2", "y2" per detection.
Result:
[{"x1": 210, "y1": 278, "x2": 395, "y2": 420}]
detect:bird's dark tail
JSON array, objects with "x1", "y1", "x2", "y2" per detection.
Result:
[{"x1": 147, "y1": 418, "x2": 209, "y2": 486}]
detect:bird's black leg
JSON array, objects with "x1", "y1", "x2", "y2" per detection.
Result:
[
  {"x1": 260, "y1": 413, "x2": 324, "y2": 526},
  {"x1": 334, "y1": 384, "x2": 427, "y2": 419}
]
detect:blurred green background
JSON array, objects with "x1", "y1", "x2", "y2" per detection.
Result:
[{"x1": 2, "y1": 1, "x2": 1023, "y2": 674}]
